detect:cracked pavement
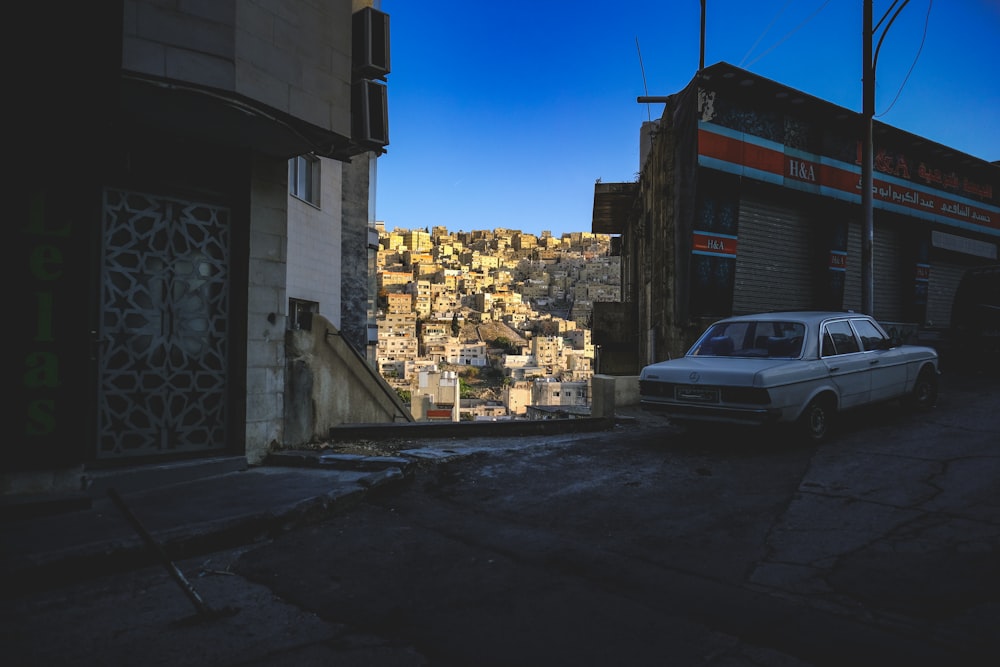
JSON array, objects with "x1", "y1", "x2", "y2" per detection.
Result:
[{"x1": 3, "y1": 370, "x2": 997, "y2": 666}]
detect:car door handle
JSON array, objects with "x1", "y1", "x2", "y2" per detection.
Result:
[{"x1": 870, "y1": 359, "x2": 880, "y2": 365}]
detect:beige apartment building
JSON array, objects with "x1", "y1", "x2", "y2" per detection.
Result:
[
  {"x1": 445, "y1": 341, "x2": 489, "y2": 367},
  {"x1": 503, "y1": 381, "x2": 533, "y2": 416},
  {"x1": 405, "y1": 280, "x2": 433, "y2": 317},
  {"x1": 531, "y1": 336, "x2": 564, "y2": 372},
  {"x1": 401, "y1": 229, "x2": 433, "y2": 252},
  {"x1": 380, "y1": 268, "x2": 414, "y2": 291},
  {"x1": 385, "y1": 292, "x2": 413, "y2": 314},
  {"x1": 531, "y1": 379, "x2": 589, "y2": 409},
  {"x1": 376, "y1": 312, "x2": 418, "y2": 361}
]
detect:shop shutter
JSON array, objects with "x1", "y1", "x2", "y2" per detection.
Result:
[
  {"x1": 873, "y1": 224, "x2": 904, "y2": 322},
  {"x1": 733, "y1": 199, "x2": 814, "y2": 314},
  {"x1": 842, "y1": 222, "x2": 905, "y2": 321},
  {"x1": 844, "y1": 222, "x2": 862, "y2": 313},
  {"x1": 926, "y1": 261, "x2": 967, "y2": 328}
]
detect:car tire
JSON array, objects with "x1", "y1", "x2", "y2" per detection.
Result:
[
  {"x1": 798, "y1": 396, "x2": 833, "y2": 443},
  {"x1": 905, "y1": 368, "x2": 939, "y2": 412}
]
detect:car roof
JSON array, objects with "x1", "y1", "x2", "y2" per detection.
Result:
[{"x1": 713, "y1": 311, "x2": 867, "y2": 326}]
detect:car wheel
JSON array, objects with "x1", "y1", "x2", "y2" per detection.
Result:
[
  {"x1": 906, "y1": 368, "x2": 939, "y2": 412},
  {"x1": 798, "y1": 396, "x2": 833, "y2": 443}
]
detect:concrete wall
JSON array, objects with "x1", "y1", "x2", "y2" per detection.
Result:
[
  {"x1": 591, "y1": 374, "x2": 640, "y2": 418},
  {"x1": 123, "y1": 0, "x2": 354, "y2": 137},
  {"x1": 285, "y1": 313, "x2": 412, "y2": 445},
  {"x1": 287, "y1": 157, "x2": 344, "y2": 326},
  {"x1": 245, "y1": 155, "x2": 290, "y2": 464},
  {"x1": 340, "y1": 153, "x2": 374, "y2": 353},
  {"x1": 122, "y1": 1, "x2": 237, "y2": 88}
]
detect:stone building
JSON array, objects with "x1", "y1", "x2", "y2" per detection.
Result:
[
  {"x1": 593, "y1": 62, "x2": 999, "y2": 370},
  {"x1": 530, "y1": 379, "x2": 590, "y2": 409},
  {"x1": 376, "y1": 312, "x2": 419, "y2": 361},
  {"x1": 10, "y1": 0, "x2": 408, "y2": 497}
]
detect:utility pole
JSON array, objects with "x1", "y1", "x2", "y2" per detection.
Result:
[
  {"x1": 861, "y1": 0, "x2": 874, "y2": 315},
  {"x1": 700, "y1": 0, "x2": 706, "y2": 72},
  {"x1": 862, "y1": 0, "x2": 912, "y2": 315}
]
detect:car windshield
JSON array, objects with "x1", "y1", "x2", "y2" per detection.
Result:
[{"x1": 691, "y1": 320, "x2": 805, "y2": 358}]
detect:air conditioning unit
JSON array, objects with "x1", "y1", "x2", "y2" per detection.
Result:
[
  {"x1": 352, "y1": 7, "x2": 390, "y2": 81},
  {"x1": 352, "y1": 79, "x2": 389, "y2": 147}
]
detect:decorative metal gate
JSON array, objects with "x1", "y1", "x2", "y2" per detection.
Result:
[{"x1": 97, "y1": 188, "x2": 230, "y2": 459}]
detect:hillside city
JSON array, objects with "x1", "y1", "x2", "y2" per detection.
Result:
[{"x1": 374, "y1": 224, "x2": 621, "y2": 421}]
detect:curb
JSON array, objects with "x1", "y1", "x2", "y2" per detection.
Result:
[
  {"x1": 326, "y1": 416, "x2": 617, "y2": 441},
  {"x1": 1, "y1": 461, "x2": 410, "y2": 598}
]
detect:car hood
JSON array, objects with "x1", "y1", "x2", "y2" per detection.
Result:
[{"x1": 639, "y1": 357, "x2": 800, "y2": 386}]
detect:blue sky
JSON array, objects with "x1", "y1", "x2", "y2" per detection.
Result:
[{"x1": 374, "y1": 1, "x2": 999, "y2": 238}]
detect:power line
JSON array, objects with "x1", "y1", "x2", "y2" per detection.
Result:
[
  {"x1": 739, "y1": 0, "x2": 793, "y2": 68},
  {"x1": 636, "y1": 36, "x2": 651, "y2": 123},
  {"x1": 745, "y1": 0, "x2": 833, "y2": 69},
  {"x1": 877, "y1": 0, "x2": 932, "y2": 117}
]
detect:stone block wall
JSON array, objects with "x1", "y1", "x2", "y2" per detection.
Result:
[
  {"x1": 245, "y1": 155, "x2": 290, "y2": 463},
  {"x1": 123, "y1": 0, "x2": 354, "y2": 137}
]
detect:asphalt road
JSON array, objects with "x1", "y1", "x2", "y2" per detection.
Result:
[{"x1": 4, "y1": 369, "x2": 998, "y2": 666}]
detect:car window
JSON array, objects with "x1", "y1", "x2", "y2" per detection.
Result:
[
  {"x1": 757, "y1": 321, "x2": 805, "y2": 357},
  {"x1": 693, "y1": 322, "x2": 746, "y2": 356},
  {"x1": 822, "y1": 320, "x2": 860, "y2": 356},
  {"x1": 822, "y1": 330, "x2": 837, "y2": 357},
  {"x1": 694, "y1": 329, "x2": 736, "y2": 356},
  {"x1": 693, "y1": 321, "x2": 803, "y2": 358},
  {"x1": 851, "y1": 318, "x2": 888, "y2": 351}
]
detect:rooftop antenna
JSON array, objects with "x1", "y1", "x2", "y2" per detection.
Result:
[{"x1": 635, "y1": 37, "x2": 651, "y2": 122}]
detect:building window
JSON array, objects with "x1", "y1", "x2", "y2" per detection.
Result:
[
  {"x1": 289, "y1": 154, "x2": 320, "y2": 206},
  {"x1": 289, "y1": 298, "x2": 318, "y2": 331}
]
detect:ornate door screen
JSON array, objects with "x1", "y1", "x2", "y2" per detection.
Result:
[{"x1": 97, "y1": 188, "x2": 230, "y2": 459}]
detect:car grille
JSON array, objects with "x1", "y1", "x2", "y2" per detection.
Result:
[{"x1": 639, "y1": 381, "x2": 770, "y2": 405}]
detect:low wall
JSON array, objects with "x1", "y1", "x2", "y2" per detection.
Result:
[
  {"x1": 591, "y1": 374, "x2": 640, "y2": 418},
  {"x1": 285, "y1": 314, "x2": 413, "y2": 447}
]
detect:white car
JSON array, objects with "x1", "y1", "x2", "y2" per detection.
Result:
[{"x1": 638, "y1": 311, "x2": 940, "y2": 442}]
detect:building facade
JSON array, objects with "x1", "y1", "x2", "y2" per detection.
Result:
[
  {"x1": 593, "y1": 62, "x2": 999, "y2": 369},
  {"x1": 10, "y1": 1, "x2": 406, "y2": 496}
]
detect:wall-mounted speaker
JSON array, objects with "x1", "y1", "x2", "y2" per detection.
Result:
[
  {"x1": 352, "y1": 7, "x2": 390, "y2": 81},
  {"x1": 352, "y1": 79, "x2": 389, "y2": 147}
]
